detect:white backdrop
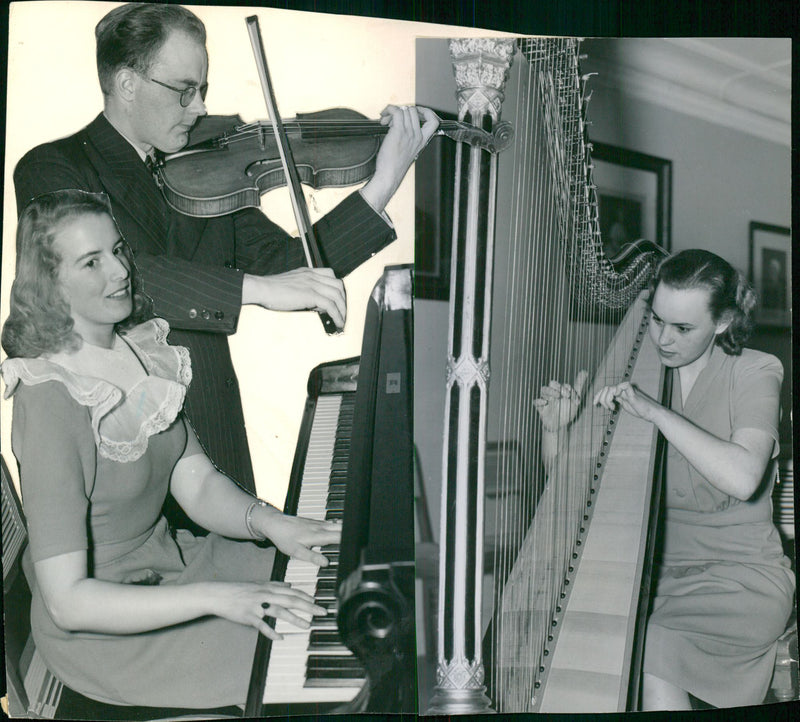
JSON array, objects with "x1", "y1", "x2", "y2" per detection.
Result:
[{"x1": 1, "y1": 1, "x2": 494, "y2": 504}]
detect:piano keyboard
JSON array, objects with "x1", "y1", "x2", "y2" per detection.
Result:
[
  {"x1": 262, "y1": 393, "x2": 367, "y2": 705},
  {"x1": 774, "y1": 458, "x2": 794, "y2": 541}
]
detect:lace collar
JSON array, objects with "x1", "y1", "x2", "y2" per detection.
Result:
[{"x1": 1, "y1": 318, "x2": 191, "y2": 463}]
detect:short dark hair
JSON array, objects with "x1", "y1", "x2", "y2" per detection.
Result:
[
  {"x1": 2, "y1": 190, "x2": 152, "y2": 359},
  {"x1": 95, "y1": 3, "x2": 206, "y2": 95},
  {"x1": 651, "y1": 249, "x2": 755, "y2": 355}
]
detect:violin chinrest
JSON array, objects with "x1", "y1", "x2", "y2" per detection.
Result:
[{"x1": 187, "y1": 114, "x2": 246, "y2": 146}]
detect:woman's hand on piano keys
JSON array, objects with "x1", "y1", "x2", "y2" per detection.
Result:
[
  {"x1": 209, "y1": 581, "x2": 326, "y2": 641},
  {"x1": 533, "y1": 370, "x2": 589, "y2": 432},
  {"x1": 253, "y1": 509, "x2": 343, "y2": 567}
]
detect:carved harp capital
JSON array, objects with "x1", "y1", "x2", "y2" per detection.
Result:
[
  {"x1": 449, "y1": 38, "x2": 516, "y2": 120},
  {"x1": 436, "y1": 657, "x2": 486, "y2": 689}
]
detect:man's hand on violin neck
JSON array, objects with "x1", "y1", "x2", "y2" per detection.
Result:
[
  {"x1": 360, "y1": 105, "x2": 440, "y2": 213},
  {"x1": 242, "y1": 267, "x2": 346, "y2": 328}
]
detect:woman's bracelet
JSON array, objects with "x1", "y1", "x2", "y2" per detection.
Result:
[{"x1": 245, "y1": 499, "x2": 271, "y2": 540}]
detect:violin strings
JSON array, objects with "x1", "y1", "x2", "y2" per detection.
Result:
[{"x1": 188, "y1": 119, "x2": 468, "y2": 147}]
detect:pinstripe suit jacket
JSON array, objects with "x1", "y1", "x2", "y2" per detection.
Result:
[{"x1": 14, "y1": 113, "x2": 396, "y2": 491}]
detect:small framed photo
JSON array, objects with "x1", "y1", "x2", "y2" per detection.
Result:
[
  {"x1": 414, "y1": 113, "x2": 458, "y2": 301},
  {"x1": 749, "y1": 221, "x2": 791, "y2": 328},
  {"x1": 590, "y1": 142, "x2": 672, "y2": 259},
  {"x1": 577, "y1": 142, "x2": 672, "y2": 323}
]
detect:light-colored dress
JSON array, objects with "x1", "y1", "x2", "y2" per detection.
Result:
[
  {"x1": 2, "y1": 319, "x2": 274, "y2": 709},
  {"x1": 642, "y1": 344, "x2": 795, "y2": 708}
]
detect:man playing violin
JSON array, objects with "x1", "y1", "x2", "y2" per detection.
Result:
[{"x1": 14, "y1": 2, "x2": 438, "y2": 497}]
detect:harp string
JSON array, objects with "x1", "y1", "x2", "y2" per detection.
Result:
[{"x1": 486, "y1": 37, "x2": 656, "y2": 712}]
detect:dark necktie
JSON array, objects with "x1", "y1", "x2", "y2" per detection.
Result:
[{"x1": 145, "y1": 153, "x2": 163, "y2": 188}]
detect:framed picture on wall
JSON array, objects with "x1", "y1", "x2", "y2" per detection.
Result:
[
  {"x1": 749, "y1": 221, "x2": 791, "y2": 328},
  {"x1": 590, "y1": 142, "x2": 672, "y2": 259},
  {"x1": 414, "y1": 137, "x2": 673, "y2": 301},
  {"x1": 572, "y1": 142, "x2": 672, "y2": 324},
  {"x1": 415, "y1": 112, "x2": 457, "y2": 301}
]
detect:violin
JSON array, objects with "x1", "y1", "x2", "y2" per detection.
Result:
[
  {"x1": 153, "y1": 108, "x2": 513, "y2": 218},
  {"x1": 156, "y1": 14, "x2": 513, "y2": 333}
]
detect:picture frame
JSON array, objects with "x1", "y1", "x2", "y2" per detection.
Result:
[
  {"x1": 749, "y1": 221, "x2": 791, "y2": 328},
  {"x1": 414, "y1": 113, "x2": 458, "y2": 301},
  {"x1": 414, "y1": 138, "x2": 672, "y2": 303},
  {"x1": 590, "y1": 142, "x2": 672, "y2": 260},
  {"x1": 574, "y1": 142, "x2": 672, "y2": 323}
]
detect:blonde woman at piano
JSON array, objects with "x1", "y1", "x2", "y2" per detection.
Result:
[
  {"x1": 1, "y1": 190, "x2": 342, "y2": 713},
  {"x1": 591, "y1": 249, "x2": 793, "y2": 710}
]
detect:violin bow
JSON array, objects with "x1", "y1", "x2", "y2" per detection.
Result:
[{"x1": 246, "y1": 15, "x2": 340, "y2": 335}]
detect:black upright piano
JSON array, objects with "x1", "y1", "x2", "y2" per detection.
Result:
[{"x1": 245, "y1": 265, "x2": 415, "y2": 716}]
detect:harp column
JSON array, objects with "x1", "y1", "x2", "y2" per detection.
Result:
[{"x1": 428, "y1": 38, "x2": 515, "y2": 715}]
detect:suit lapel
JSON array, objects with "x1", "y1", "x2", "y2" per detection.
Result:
[{"x1": 82, "y1": 115, "x2": 170, "y2": 253}]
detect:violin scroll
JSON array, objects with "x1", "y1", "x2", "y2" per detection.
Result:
[{"x1": 435, "y1": 118, "x2": 514, "y2": 153}]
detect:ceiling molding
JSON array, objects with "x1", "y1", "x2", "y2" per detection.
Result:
[{"x1": 581, "y1": 39, "x2": 790, "y2": 147}]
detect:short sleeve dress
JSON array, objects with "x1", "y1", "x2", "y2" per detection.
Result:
[
  {"x1": 642, "y1": 344, "x2": 795, "y2": 708},
  {"x1": 2, "y1": 319, "x2": 275, "y2": 709}
]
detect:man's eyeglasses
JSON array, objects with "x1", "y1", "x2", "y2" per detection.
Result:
[{"x1": 149, "y1": 77, "x2": 208, "y2": 108}]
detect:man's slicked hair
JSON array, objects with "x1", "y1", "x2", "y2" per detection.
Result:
[{"x1": 95, "y1": 2, "x2": 206, "y2": 95}]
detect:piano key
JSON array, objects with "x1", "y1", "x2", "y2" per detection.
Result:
[
  {"x1": 262, "y1": 394, "x2": 366, "y2": 705},
  {"x1": 307, "y1": 656, "x2": 366, "y2": 673},
  {"x1": 261, "y1": 634, "x2": 363, "y2": 703},
  {"x1": 309, "y1": 629, "x2": 346, "y2": 648},
  {"x1": 315, "y1": 579, "x2": 337, "y2": 596},
  {"x1": 306, "y1": 656, "x2": 367, "y2": 686},
  {"x1": 308, "y1": 616, "x2": 338, "y2": 629}
]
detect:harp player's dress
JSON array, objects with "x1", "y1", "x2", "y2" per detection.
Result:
[
  {"x1": 2, "y1": 319, "x2": 272, "y2": 709},
  {"x1": 642, "y1": 344, "x2": 795, "y2": 708}
]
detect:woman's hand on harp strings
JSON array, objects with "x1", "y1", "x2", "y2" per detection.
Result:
[
  {"x1": 593, "y1": 381, "x2": 659, "y2": 421},
  {"x1": 360, "y1": 105, "x2": 440, "y2": 214},
  {"x1": 533, "y1": 370, "x2": 589, "y2": 432}
]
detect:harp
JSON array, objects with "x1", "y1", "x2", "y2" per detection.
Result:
[{"x1": 426, "y1": 37, "x2": 670, "y2": 714}]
